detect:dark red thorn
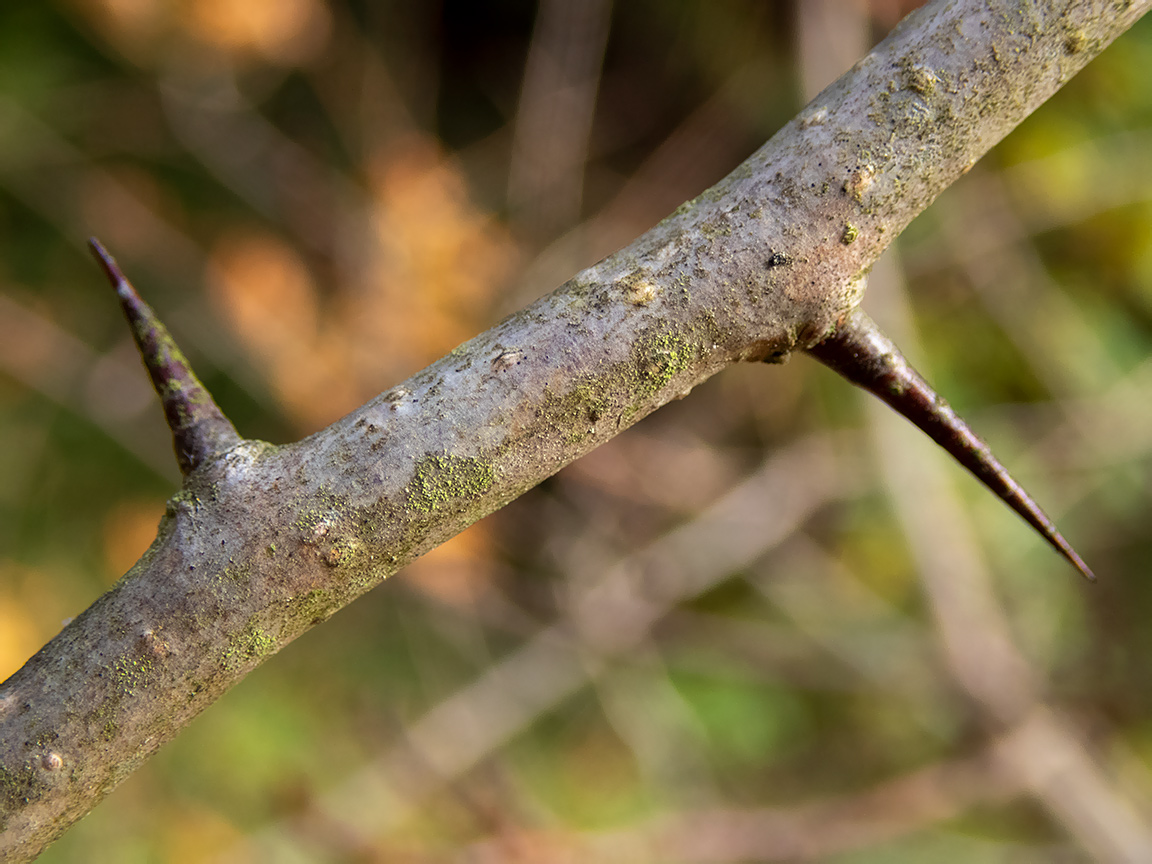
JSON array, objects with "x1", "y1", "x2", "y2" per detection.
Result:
[
  {"x1": 88, "y1": 238, "x2": 241, "y2": 476},
  {"x1": 807, "y1": 306, "x2": 1095, "y2": 582}
]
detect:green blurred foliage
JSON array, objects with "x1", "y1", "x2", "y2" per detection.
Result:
[{"x1": 2, "y1": 1, "x2": 1151, "y2": 860}]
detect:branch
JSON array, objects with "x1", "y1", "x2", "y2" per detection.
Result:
[{"x1": 1, "y1": 1, "x2": 1146, "y2": 858}]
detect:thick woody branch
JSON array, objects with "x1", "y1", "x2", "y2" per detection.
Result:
[{"x1": 1, "y1": 1, "x2": 1147, "y2": 859}]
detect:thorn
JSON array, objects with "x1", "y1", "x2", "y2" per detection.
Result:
[
  {"x1": 88, "y1": 238, "x2": 241, "y2": 476},
  {"x1": 807, "y1": 307, "x2": 1095, "y2": 582}
]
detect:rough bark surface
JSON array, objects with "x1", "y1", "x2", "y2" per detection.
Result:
[{"x1": 1, "y1": 1, "x2": 1147, "y2": 859}]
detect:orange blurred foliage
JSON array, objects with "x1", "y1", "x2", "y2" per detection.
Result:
[
  {"x1": 70, "y1": 0, "x2": 331, "y2": 66},
  {"x1": 402, "y1": 527, "x2": 496, "y2": 609},
  {"x1": 347, "y1": 137, "x2": 520, "y2": 390},
  {"x1": 184, "y1": 0, "x2": 331, "y2": 66},
  {"x1": 0, "y1": 562, "x2": 82, "y2": 681},
  {"x1": 207, "y1": 136, "x2": 519, "y2": 432},
  {"x1": 102, "y1": 498, "x2": 167, "y2": 582},
  {"x1": 206, "y1": 230, "x2": 360, "y2": 429}
]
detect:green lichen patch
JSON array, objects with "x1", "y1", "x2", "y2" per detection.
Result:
[
  {"x1": 636, "y1": 331, "x2": 695, "y2": 395},
  {"x1": 322, "y1": 537, "x2": 360, "y2": 568},
  {"x1": 218, "y1": 561, "x2": 252, "y2": 584},
  {"x1": 221, "y1": 623, "x2": 277, "y2": 670},
  {"x1": 211, "y1": 559, "x2": 254, "y2": 604},
  {"x1": 700, "y1": 216, "x2": 732, "y2": 240},
  {"x1": 1063, "y1": 29, "x2": 1087, "y2": 55},
  {"x1": 294, "y1": 507, "x2": 328, "y2": 537},
  {"x1": 293, "y1": 487, "x2": 348, "y2": 543},
  {"x1": 287, "y1": 588, "x2": 337, "y2": 626},
  {"x1": 113, "y1": 654, "x2": 154, "y2": 697},
  {"x1": 841, "y1": 223, "x2": 859, "y2": 245},
  {"x1": 571, "y1": 383, "x2": 609, "y2": 425},
  {"x1": 670, "y1": 195, "x2": 699, "y2": 218},
  {"x1": 405, "y1": 453, "x2": 496, "y2": 515}
]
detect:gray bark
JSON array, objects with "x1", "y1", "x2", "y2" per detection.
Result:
[{"x1": 2, "y1": 1, "x2": 1147, "y2": 859}]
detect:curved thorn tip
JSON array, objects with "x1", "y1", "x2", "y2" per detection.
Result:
[
  {"x1": 88, "y1": 237, "x2": 241, "y2": 476},
  {"x1": 807, "y1": 307, "x2": 1095, "y2": 582}
]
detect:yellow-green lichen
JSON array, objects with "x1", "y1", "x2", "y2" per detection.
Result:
[
  {"x1": 211, "y1": 560, "x2": 254, "y2": 604},
  {"x1": 638, "y1": 331, "x2": 694, "y2": 394},
  {"x1": 405, "y1": 453, "x2": 496, "y2": 514},
  {"x1": 221, "y1": 624, "x2": 276, "y2": 670},
  {"x1": 322, "y1": 537, "x2": 361, "y2": 568},
  {"x1": 113, "y1": 655, "x2": 153, "y2": 697},
  {"x1": 841, "y1": 223, "x2": 859, "y2": 245},
  {"x1": 218, "y1": 561, "x2": 251, "y2": 584},
  {"x1": 289, "y1": 588, "x2": 337, "y2": 625},
  {"x1": 162, "y1": 377, "x2": 211, "y2": 406},
  {"x1": 294, "y1": 507, "x2": 326, "y2": 535},
  {"x1": 293, "y1": 487, "x2": 346, "y2": 540},
  {"x1": 699, "y1": 217, "x2": 731, "y2": 240}
]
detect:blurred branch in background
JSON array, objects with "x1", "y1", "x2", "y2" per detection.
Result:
[
  {"x1": 805, "y1": 3, "x2": 1152, "y2": 860},
  {"x1": 219, "y1": 433, "x2": 861, "y2": 859},
  {"x1": 867, "y1": 250, "x2": 1152, "y2": 861},
  {"x1": 1, "y1": 0, "x2": 1151, "y2": 861},
  {"x1": 506, "y1": 0, "x2": 612, "y2": 240},
  {"x1": 0, "y1": 291, "x2": 172, "y2": 479}
]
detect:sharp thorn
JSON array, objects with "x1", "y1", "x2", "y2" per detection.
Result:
[
  {"x1": 88, "y1": 238, "x2": 241, "y2": 476},
  {"x1": 806, "y1": 306, "x2": 1095, "y2": 582}
]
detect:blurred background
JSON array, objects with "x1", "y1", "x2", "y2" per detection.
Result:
[{"x1": 3, "y1": 0, "x2": 1152, "y2": 860}]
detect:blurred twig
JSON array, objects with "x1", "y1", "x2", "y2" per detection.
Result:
[
  {"x1": 219, "y1": 434, "x2": 863, "y2": 857},
  {"x1": 507, "y1": 0, "x2": 614, "y2": 240},
  {"x1": 0, "y1": 292, "x2": 174, "y2": 481},
  {"x1": 866, "y1": 249, "x2": 1152, "y2": 861}
]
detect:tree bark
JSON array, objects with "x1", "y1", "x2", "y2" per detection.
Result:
[{"x1": 1, "y1": 1, "x2": 1147, "y2": 859}]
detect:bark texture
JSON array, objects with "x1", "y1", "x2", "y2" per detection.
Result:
[{"x1": 1, "y1": 1, "x2": 1148, "y2": 858}]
